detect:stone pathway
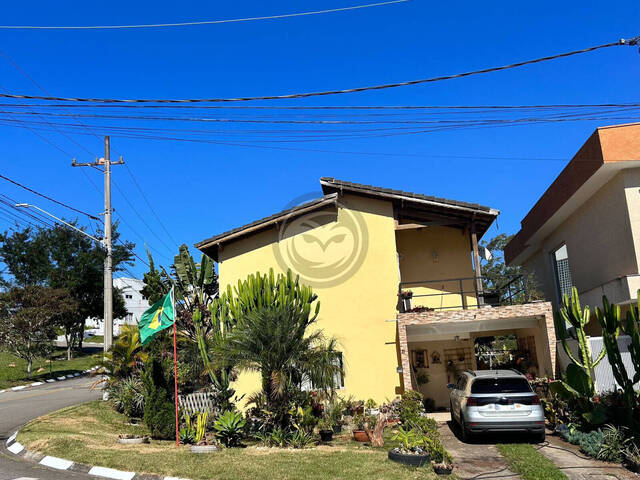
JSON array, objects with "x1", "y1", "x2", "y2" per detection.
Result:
[
  {"x1": 537, "y1": 434, "x2": 638, "y2": 480},
  {"x1": 437, "y1": 421, "x2": 521, "y2": 480}
]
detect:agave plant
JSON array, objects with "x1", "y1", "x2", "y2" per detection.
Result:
[{"x1": 213, "y1": 410, "x2": 245, "y2": 447}]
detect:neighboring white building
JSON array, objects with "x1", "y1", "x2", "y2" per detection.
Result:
[{"x1": 87, "y1": 277, "x2": 150, "y2": 336}]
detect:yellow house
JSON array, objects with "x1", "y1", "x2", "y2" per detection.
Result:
[{"x1": 195, "y1": 178, "x2": 556, "y2": 408}]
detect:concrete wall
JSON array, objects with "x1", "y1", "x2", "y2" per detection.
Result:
[
  {"x1": 396, "y1": 227, "x2": 477, "y2": 310},
  {"x1": 218, "y1": 193, "x2": 402, "y2": 405},
  {"x1": 521, "y1": 169, "x2": 640, "y2": 309}
]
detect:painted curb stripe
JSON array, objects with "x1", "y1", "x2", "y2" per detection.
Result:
[
  {"x1": 65, "y1": 374, "x2": 74, "y2": 378},
  {"x1": 73, "y1": 373, "x2": 80, "y2": 377},
  {"x1": 7, "y1": 431, "x2": 17, "y2": 444},
  {"x1": 8, "y1": 441, "x2": 24, "y2": 454},
  {"x1": 46, "y1": 379, "x2": 56, "y2": 383},
  {"x1": 88, "y1": 466, "x2": 135, "y2": 480},
  {"x1": 0, "y1": 389, "x2": 6, "y2": 394},
  {"x1": 57, "y1": 376, "x2": 66, "y2": 380},
  {"x1": 40, "y1": 455, "x2": 74, "y2": 470},
  {"x1": 31, "y1": 382, "x2": 43, "y2": 386},
  {"x1": 11, "y1": 385, "x2": 26, "y2": 391}
]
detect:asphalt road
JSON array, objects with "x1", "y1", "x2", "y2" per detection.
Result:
[{"x1": 0, "y1": 377, "x2": 102, "y2": 480}]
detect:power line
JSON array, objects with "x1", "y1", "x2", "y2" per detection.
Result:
[
  {"x1": 0, "y1": 36, "x2": 637, "y2": 104},
  {"x1": 1, "y1": 102, "x2": 638, "y2": 110},
  {"x1": 0, "y1": 172, "x2": 100, "y2": 220},
  {"x1": 0, "y1": 0, "x2": 408, "y2": 30},
  {"x1": 0, "y1": 49, "x2": 174, "y2": 255},
  {"x1": 122, "y1": 164, "x2": 180, "y2": 248}
]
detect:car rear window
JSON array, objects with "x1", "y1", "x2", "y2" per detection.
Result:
[{"x1": 470, "y1": 377, "x2": 532, "y2": 394}]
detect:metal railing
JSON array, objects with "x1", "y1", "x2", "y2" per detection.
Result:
[{"x1": 398, "y1": 274, "x2": 526, "y2": 312}]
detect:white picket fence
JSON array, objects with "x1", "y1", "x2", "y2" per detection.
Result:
[{"x1": 556, "y1": 335, "x2": 639, "y2": 394}]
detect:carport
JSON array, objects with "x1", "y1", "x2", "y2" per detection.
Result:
[{"x1": 397, "y1": 302, "x2": 556, "y2": 409}]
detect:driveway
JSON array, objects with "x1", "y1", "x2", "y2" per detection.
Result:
[
  {"x1": 437, "y1": 418, "x2": 521, "y2": 480},
  {"x1": 0, "y1": 377, "x2": 101, "y2": 480}
]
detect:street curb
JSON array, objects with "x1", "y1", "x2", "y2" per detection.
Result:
[
  {"x1": 5, "y1": 425, "x2": 193, "y2": 480},
  {"x1": 0, "y1": 366, "x2": 100, "y2": 396}
]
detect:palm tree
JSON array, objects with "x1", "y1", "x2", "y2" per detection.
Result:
[{"x1": 216, "y1": 303, "x2": 342, "y2": 422}]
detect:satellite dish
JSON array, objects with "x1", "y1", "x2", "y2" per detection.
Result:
[{"x1": 479, "y1": 246, "x2": 493, "y2": 261}]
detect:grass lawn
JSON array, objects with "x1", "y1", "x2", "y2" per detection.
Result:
[
  {"x1": 0, "y1": 348, "x2": 96, "y2": 389},
  {"x1": 18, "y1": 401, "x2": 444, "y2": 480},
  {"x1": 497, "y1": 443, "x2": 567, "y2": 480},
  {"x1": 84, "y1": 335, "x2": 104, "y2": 343}
]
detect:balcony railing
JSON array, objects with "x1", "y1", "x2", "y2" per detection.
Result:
[{"x1": 398, "y1": 274, "x2": 527, "y2": 312}]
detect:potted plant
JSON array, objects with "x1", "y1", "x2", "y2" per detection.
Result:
[
  {"x1": 189, "y1": 412, "x2": 219, "y2": 453},
  {"x1": 352, "y1": 413, "x2": 369, "y2": 442},
  {"x1": 317, "y1": 417, "x2": 334, "y2": 442},
  {"x1": 388, "y1": 427, "x2": 430, "y2": 467},
  {"x1": 430, "y1": 439, "x2": 454, "y2": 475},
  {"x1": 117, "y1": 433, "x2": 150, "y2": 445}
]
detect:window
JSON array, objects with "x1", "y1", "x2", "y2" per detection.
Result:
[
  {"x1": 126, "y1": 313, "x2": 133, "y2": 323},
  {"x1": 125, "y1": 294, "x2": 133, "y2": 299},
  {"x1": 552, "y1": 244, "x2": 573, "y2": 299},
  {"x1": 471, "y1": 377, "x2": 532, "y2": 394}
]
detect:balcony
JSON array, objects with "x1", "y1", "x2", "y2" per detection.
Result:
[{"x1": 398, "y1": 274, "x2": 529, "y2": 312}]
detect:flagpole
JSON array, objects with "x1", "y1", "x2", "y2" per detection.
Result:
[{"x1": 172, "y1": 287, "x2": 179, "y2": 448}]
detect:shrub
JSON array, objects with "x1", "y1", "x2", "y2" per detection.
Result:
[
  {"x1": 120, "y1": 376, "x2": 144, "y2": 418},
  {"x1": 142, "y1": 358, "x2": 176, "y2": 440},
  {"x1": 269, "y1": 427, "x2": 291, "y2": 447},
  {"x1": 597, "y1": 425, "x2": 629, "y2": 463},
  {"x1": 213, "y1": 410, "x2": 245, "y2": 447},
  {"x1": 578, "y1": 430, "x2": 605, "y2": 458},
  {"x1": 429, "y1": 438, "x2": 453, "y2": 464},
  {"x1": 406, "y1": 416, "x2": 438, "y2": 437},
  {"x1": 289, "y1": 429, "x2": 314, "y2": 448},
  {"x1": 397, "y1": 390, "x2": 424, "y2": 424}
]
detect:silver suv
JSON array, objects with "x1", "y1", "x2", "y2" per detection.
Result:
[{"x1": 448, "y1": 369, "x2": 545, "y2": 442}]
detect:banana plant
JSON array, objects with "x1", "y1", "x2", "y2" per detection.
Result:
[{"x1": 554, "y1": 287, "x2": 605, "y2": 397}]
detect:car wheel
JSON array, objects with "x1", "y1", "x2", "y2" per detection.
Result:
[
  {"x1": 460, "y1": 411, "x2": 471, "y2": 443},
  {"x1": 533, "y1": 430, "x2": 545, "y2": 443}
]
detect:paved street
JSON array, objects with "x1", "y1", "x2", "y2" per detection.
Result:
[{"x1": 0, "y1": 377, "x2": 101, "y2": 480}]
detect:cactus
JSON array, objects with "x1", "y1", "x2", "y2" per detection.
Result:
[
  {"x1": 595, "y1": 291, "x2": 640, "y2": 438},
  {"x1": 554, "y1": 287, "x2": 605, "y2": 397},
  {"x1": 595, "y1": 297, "x2": 631, "y2": 404},
  {"x1": 195, "y1": 411, "x2": 208, "y2": 444}
]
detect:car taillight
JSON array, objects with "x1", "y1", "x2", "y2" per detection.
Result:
[{"x1": 466, "y1": 397, "x2": 479, "y2": 407}]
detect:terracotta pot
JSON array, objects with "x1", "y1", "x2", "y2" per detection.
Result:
[{"x1": 353, "y1": 430, "x2": 368, "y2": 442}]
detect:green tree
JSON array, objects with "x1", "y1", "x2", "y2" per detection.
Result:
[
  {"x1": 0, "y1": 222, "x2": 135, "y2": 358},
  {"x1": 480, "y1": 233, "x2": 543, "y2": 303},
  {"x1": 0, "y1": 286, "x2": 77, "y2": 377},
  {"x1": 140, "y1": 246, "x2": 171, "y2": 305},
  {"x1": 215, "y1": 270, "x2": 342, "y2": 426},
  {"x1": 0, "y1": 227, "x2": 50, "y2": 287}
]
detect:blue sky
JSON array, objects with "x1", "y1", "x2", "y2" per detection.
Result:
[{"x1": 0, "y1": 0, "x2": 638, "y2": 277}]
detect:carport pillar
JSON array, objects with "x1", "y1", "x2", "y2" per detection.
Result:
[{"x1": 470, "y1": 223, "x2": 484, "y2": 305}]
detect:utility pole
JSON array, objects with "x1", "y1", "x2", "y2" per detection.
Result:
[{"x1": 72, "y1": 136, "x2": 124, "y2": 354}]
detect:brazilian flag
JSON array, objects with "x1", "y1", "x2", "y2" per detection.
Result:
[{"x1": 139, "y1": 289, "x2": 175, "y2": 346}]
